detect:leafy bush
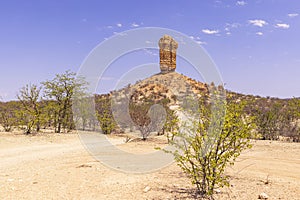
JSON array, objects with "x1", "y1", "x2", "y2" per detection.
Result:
[{"x1": 166, "y1": 94, "x2": 254, "y2": 197}]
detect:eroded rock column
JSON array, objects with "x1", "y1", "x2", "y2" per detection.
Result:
[{"x1": 158, "y1": 35, "x2": 178, "y2": 74}]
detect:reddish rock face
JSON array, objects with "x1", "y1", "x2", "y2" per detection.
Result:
[{"x1": 158, "y1": 35, "x2": 178, "y2": 74}]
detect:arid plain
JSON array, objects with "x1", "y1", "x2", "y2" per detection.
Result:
[{"x1": 0, "y1": 132, "x2": 299, "y2": 200}]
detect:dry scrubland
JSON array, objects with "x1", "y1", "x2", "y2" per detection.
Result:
[{"x1": 0, "y1": 132, "x2": 299, "y2": 200}]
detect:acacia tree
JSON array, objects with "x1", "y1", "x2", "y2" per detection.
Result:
[
  {"x1": 0, "y1": 110, "x2": 15, "y2": 132},
  {"x1": 42, "y1": 71, "x2": 86, "y2": 133},
  {"x1": 163, "y1": 108, "x2": 179, "y2": 142},
  {"x1": 73, "y1": 94, "x2": 98, "y2": 131},
  {"x1": 285, "y1": 97, "x2": 300, "y2": 142},
  {"x1": 154, "y1": 98, "x2": 179, "y2": 140},
  {"x1": 17, "y1": 84, "x2": 42, "y2": 134},
  {"x1": 129, "y1": 100, "x2": 166, "y2": 140},
  {"x1": 39, "y1": 100, "x2": 59, "y2": 130},
  {"x1": 0, "y1": 105, "x2": 16, "y2": 132},
  {"x1": 165, "y1": 94, "x2": 254, "y2": 197},
  {"x1": 254, "y1": 102, "x2": 286, "y2": 140},
  {"x1": 95, "y1": 95, "x2": 117, "y2": 134}
]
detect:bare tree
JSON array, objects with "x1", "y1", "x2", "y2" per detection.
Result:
[
  {"x1": 17, "y1": 84, "x2": 41, "y2": 134},
  {"x1": 0, "y1": 105, "x2": 16, "y2": 132},
  {"x1": 129, "y1": 102, "x2": 166, "y2": 140}
]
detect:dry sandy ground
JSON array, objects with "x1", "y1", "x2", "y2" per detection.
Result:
[{"x1": 0, "y1": 132, "x2": 299, "y2": 200}]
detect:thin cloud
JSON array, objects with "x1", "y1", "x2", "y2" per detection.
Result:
[
  {"x1": 202, "y1": 29, "x2": 219, "y2": 35},
  {"x1": 256, "y1": 32, "x2": 263, "y2": 36},
  {"x1": 189, "y1": 36, "x2": 206, "y2": 44},
  {"x1": 113, "y1": 32, "x2": 127, "y2": 36},
  {"x1": 236, "y1": 1, "x2": 247, "y2": 6},
  {"x1": 248, "y1": 19, "x2": 268, "y2": 27},
  {"x1": 275, "y1": 23, "x2": 290, "y2": 29},
  {"x1": 287, "y1": 13, "x2": 298, "y2": 18},
  {"x1": 131, "y1": 23, "x2": 140, "y2": 27},
  {"x1": 143, "y1": 49, "x2": 158, "y2": 56},
  {"x1": 116, "y1": 23, "x2": 122, "y2": 27},
  {"x1": 196, "y1": 40, "x2": 206, "y2": 45},
  {"x1": 224, "y1": 22, "x2": 241, "y2": 34},
  {"x1": 226, "y1": 23, "x2": 241, "y2": 28}
]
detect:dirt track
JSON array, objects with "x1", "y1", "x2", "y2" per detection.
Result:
[{"x1": 0, "y1": 132, "x2": 299, "y2": 199}]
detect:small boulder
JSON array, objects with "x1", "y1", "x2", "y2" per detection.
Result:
[
  {"x1": 143, "y1": 186, "x2": 151, "y2": 193},
  {"x1": 214, "y1": 189, "x2": 221, "y2": 193},
  {"x1": 258, "y1": 192, "x2": 269, "y2": 199}
]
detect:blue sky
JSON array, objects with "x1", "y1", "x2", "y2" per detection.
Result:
[{"x1": 0, "y1": 0, "x2": 299, "y2": 100}]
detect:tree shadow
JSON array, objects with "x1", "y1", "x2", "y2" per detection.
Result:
[{"x1": 153, "y1": 184, "x2": 204, "y2": 199}]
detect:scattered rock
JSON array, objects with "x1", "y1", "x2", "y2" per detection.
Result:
[
  {"x1": 258, "y1": 192, "x2": 269, "y2": 199},
  {"x1": 76, "y1": 164, "x2": 92, "y2": 168},
  {"x1": 143, "y1": 186, "x2": 151, "y2": 193},
  {"x1": 32, "y1": 181, "x2": 38, "y2": 184},
  {"x1": 158, "y1": 186, "x2": 165, "y2": 190},
  {"x1": 214, "y1": 189, "x2": 221, "y2": 193}
]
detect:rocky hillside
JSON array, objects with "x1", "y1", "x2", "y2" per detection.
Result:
[{"x1": 110, "y1": 71, "x2": 209, "y2": 106}]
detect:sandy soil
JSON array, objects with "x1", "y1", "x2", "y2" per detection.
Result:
[{"x1": 0, "y1": 132, "x2": 299, "y2": 200}]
